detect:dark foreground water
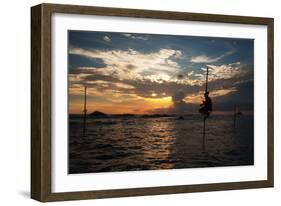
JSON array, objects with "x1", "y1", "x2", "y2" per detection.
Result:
[{"x1": 68, "y1": 115, "x2": 254, "y2": 174}]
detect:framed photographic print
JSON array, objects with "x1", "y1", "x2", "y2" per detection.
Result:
[{"x1": 31, "y1": 3, "x2": 274, "y2": 202}]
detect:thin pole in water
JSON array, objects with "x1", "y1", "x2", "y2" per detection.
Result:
[
  {"x1": 233, "y1": 105, "x2": 237, "y2": 129},
  {"x1": 203, "y1": 117, "x2": 206, "y2": 152},
  {"x1": 83, "y1": 86, "x2": 87, "y2": 136},
  {"x1": 202, "y1": 66, "x2": 209, "y2": 152}
]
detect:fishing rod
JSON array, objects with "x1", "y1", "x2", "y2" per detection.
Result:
[{"x1": 205, "y1": 66, "x2": 209, "y2": 93}]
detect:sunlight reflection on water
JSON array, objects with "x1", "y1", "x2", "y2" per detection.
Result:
[{"x1": 68, "y1": 115, "x2": 253, "y2": 174}]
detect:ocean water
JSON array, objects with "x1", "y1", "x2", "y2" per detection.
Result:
[{"x1": 68, "y1": 114, "x2": 254, "y2": 174}]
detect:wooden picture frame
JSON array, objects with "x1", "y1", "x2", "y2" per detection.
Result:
[{"x1": 31, "y1": 3, "x2": 274, "y2": 202}]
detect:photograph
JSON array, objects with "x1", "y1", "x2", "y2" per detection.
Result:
[
  {"x1": 30, "y1": 3, "x2": 274, "y2": 201},
  {"x1": 68, "y1": 30, "x2": 254, "y2": 174}
]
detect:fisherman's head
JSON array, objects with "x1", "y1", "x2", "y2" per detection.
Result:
[{"x1": 204, "y1": 91, "x2": 209, "y2": 97}]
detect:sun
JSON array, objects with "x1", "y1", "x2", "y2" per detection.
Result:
[{"x1": 145, "y1": 96, "x2": 173, "y2": 109}]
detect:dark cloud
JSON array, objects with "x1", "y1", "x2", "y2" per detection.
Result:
[
  {"x1": 213, "y1": 80, "x2": 254, "y2": 111},
  {"x1": 172, "y1": 90, "x2": 188, "y2": 114},
  {"x1": 68, "y1": 54, "x2": 106, "y2": 70},
  {"x1": 126, "y1": 64, "x2": 136, "y2": 70},
  {"x1": 70, "y1": 64, "x2": 253, "y2": 114},
  {"x1": 177, "y1": 74, "x2": 184, "y2": 79},
  {"x1": 182, "y1": 80, "x2": 254, "y2": 113}
]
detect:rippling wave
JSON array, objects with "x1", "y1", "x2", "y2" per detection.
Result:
[{"x1": 68, "y1": 115, "x2": 253, "y2": 174}]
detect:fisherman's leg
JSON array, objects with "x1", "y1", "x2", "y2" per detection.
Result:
[
  {"x1": 204, "y1": 112, "x2": 210, "y2": 120},
  {"x1": 199, "y1": 107, "x2": 207, "y2": 114}
]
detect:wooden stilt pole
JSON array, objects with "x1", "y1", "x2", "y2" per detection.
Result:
[
  {"x1": 202, "y1": 66, "x2": 209, "y2": 152},
  {"x1": 83, "y1": 86, "x2": 87, "y2": 136},
  {"x1": 233, "y1": 105, "x2": 237, "y2": 129},
  {"x1": 203, "y1": 117, "x2": 206, "y2": 152}
]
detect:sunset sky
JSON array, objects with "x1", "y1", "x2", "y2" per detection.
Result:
[{"x1": 68, "y1": 31, "x2": 254, "y2": 115}]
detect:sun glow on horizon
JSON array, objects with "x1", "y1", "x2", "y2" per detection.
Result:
[{"x1": 69, "y1": 95, "x2": 173, "y2": 115}]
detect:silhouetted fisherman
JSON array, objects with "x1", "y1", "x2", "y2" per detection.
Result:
[{"x1": 199, "y1": 91, "x2": 212, "y2": 120}]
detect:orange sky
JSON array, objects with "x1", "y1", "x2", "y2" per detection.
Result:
[
  {"x1": 68, "y1": 88, "x2": 238, "y2": 115},
  {"x1": 69, "y1": 95, "x2": 173, "y2": 114}
]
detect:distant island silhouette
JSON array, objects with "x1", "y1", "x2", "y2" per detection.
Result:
[
  {"x1": 69, "y1": 110, "x2": 249, "y2": 119},
  {"x1": 89, "y1": 111, "x2": 136, "y2": 118},
  {"x1": 89, "y1": 111, "x2": 108, "y2": 117},
  {"x1": 70, "y1": 110, "x2": 179, "y2": 119}
]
